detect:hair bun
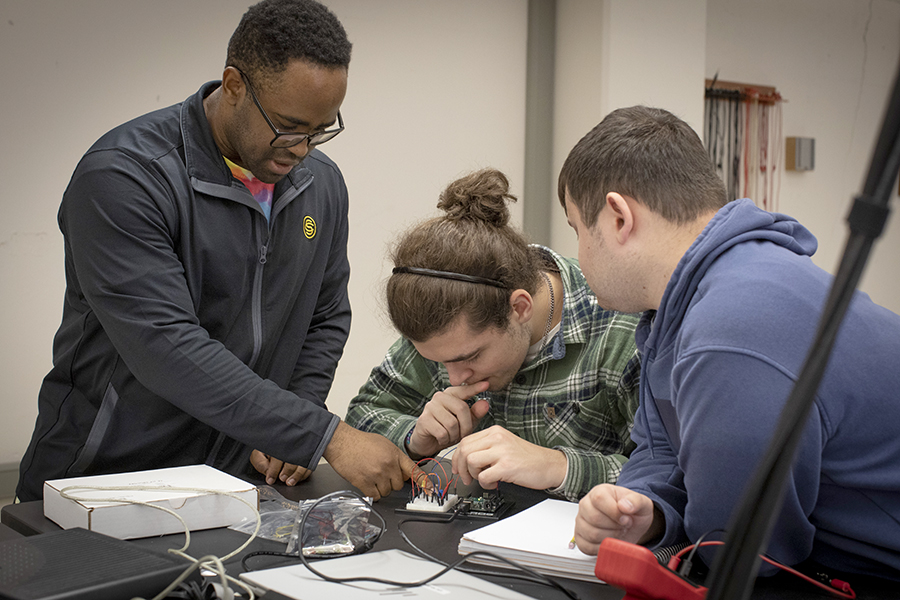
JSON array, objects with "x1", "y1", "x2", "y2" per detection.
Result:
[{"x1": 437, "y1": 168, "x2": 517, "y2": 228}]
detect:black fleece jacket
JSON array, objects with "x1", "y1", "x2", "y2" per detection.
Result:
[{"x1": 17, "y1": 82, "x2": 350, "y2": 500}]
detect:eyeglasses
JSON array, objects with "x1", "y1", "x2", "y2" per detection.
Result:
[{"x1": 233, "y1": 67, "x2": 344, "y2": 149}]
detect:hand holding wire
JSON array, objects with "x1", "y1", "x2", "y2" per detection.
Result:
[
  {"x1": 324, "y1": 422, "x2": 417, "y2": 500},
  {"x1": 410, "y1": 464, "x2": 435, "y2": 494}
]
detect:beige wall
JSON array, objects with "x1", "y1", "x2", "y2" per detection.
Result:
[
  {"x1": 1, "y1": 0, "x2": 898, "y2": 476},
  {"x1": 551, "y1": 0, "x2": 709, "y2": 258},
  {"x1": 703, "y1": 0, "x2": 900, "y2": 313}
]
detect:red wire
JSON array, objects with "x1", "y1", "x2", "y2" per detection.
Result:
[
  {"x1": 442, "y1": 475, "x2": 458, "y2": 499},
  {"x1": 669, "y1": 541, "x2": 856, "y2": 599},
  {"x1": 412, "y1": 457, "x2": 451, "y2": 499},
  {"x1": 415, "y1": 457, "x2": 449, "y2": 485}
]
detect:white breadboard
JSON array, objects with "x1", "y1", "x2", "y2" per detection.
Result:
[{"x1": 405, "y1": 493, "x2": 459, "y2": 513}]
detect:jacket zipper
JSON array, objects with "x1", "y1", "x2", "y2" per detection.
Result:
[
  {"x1": 247, "y1": 172, "x2": 312, "y2": 371},
  {"x1": 248, "y1": 232, "x2": 268, "y2": 371}
]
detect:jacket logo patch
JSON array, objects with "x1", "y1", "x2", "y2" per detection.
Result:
[{"x1": 303, "y1": 215, "x2": 317, "y2": 239}]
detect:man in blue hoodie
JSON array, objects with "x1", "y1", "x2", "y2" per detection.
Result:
[{"x1": 560, "y1": 105, "x2": 900, "y2": 581}]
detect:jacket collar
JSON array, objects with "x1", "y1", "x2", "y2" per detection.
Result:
[{"x1": 181, "y1": 81, "x2": 233, "y2": 187}]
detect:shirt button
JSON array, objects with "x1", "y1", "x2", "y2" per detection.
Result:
[{"x1": 514, "y1": 374, "x2": 526, "y2": 385}]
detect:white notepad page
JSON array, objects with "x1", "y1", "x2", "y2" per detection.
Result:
[{"x1": 458, "y1": 498, "x2": 600, "y2": 582}]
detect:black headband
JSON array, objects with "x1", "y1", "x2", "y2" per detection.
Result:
[{"x1": 392, "y1": 266, "x2": 507, "y2": 289}]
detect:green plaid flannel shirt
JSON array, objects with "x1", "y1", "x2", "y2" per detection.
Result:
[{"x1": 345, "y1": 247, "x2": 641, "y2": 501}]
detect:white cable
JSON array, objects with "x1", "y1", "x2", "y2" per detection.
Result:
[{"x1": 59, "y1": 484, "x2": 262, "y2": 600}]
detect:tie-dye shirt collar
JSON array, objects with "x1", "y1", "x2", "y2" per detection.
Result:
[{"x1": 223, "y1": 156, "x2": 274, "y2": 221}]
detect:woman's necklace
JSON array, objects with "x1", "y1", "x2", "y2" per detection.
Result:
[{"x1": 539, "y1": 271, "x2": 555, "y2": 350}]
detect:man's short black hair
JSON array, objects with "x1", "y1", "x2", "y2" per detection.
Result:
[{"x1": 227, "y1": 0, "x2": 351, "y2": 83}]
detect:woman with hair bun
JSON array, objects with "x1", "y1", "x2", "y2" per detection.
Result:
[{"x1": 345, "y1": 168, "x2": 642, "y2": 501}]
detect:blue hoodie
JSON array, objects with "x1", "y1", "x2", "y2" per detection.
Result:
[{"x1": 617, "y1": 199, "x2": 900, "y2": 579}]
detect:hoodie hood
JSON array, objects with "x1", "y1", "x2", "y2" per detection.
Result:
[{"x1": 637, "y1": 199, "x2": 818, "y2": 354}]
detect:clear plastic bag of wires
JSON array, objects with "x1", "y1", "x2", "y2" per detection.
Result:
[
  {"x1": 240, "y1": 490, "x2": 385, "y2": 572},
  {"x1": 229, "y1": 485, "x2": 303, "y2": 543},
  {"x1": 230, "y1": 486, "x2": 382, "y2": 558},
  {"x1": 284, "y1": 493, "x2": 383, "y2": 558}
]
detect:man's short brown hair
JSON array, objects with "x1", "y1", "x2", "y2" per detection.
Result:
[{"x1": 558, "y1": 106, "x2": 728, "y2": 227}]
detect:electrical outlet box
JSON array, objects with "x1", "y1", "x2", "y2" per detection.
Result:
[{"x1": 786, "y1": 137, "x2": 815, "y2": 171}]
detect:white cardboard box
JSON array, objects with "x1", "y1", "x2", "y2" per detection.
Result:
[{"x1": 43, "y1": 464, "x2": 259, "y2": 539}]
